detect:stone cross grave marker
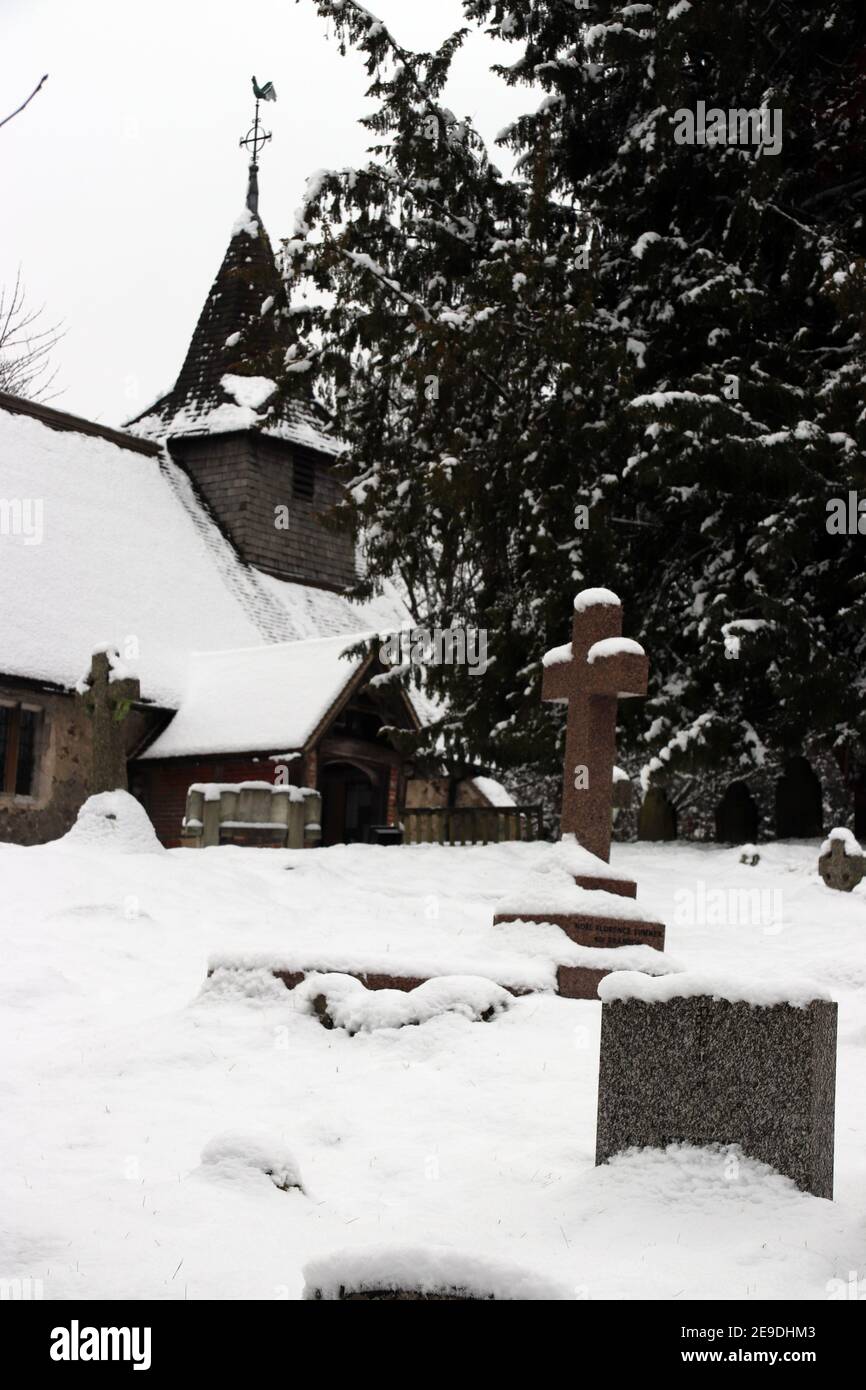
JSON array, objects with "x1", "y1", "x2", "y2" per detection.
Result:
[
  {"x1": 494, "y1": 588, "x2": 666, "y2": 998},
  {"x1": 818, "y1": 828, "x2": 865, "y2": 893},
  {"x1": 78, "y1": 649, "x2": 140, "y2": 794},
  {"x1": 541, "y1": 588, "x2": 648, "y2": 862}
]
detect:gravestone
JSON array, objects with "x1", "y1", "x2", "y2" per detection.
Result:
[
  {"x1": 493, "y1": 589, "x2": 666, "y2": 996},
  {"x1": 637, "y1": 786, "x2": 678, "y2": 841},
  {"x1": 715, "y1": 780, "x2": 759, "y2": 844},
  {"x1": 77, "y1": 649, "x2": 140, "y2": 794},
  {"x1": 775, "y1": 756, "x2": 823, "y2": 838},
  {"x1": 595, "y1": 974, "x2": 837, "y2": 1199},
  {"x1": 818, "y1": 828, "x2": 865, "y2": 892}
]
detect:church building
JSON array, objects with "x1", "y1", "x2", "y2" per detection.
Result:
[{"x1": 0, "y1": 149, "x2": 511, "y2": 847}]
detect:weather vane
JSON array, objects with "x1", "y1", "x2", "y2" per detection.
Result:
[{"x1": 240, "y1": 76, "x2": 277, "y2": 214}]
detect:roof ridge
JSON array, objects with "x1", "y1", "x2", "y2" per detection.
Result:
[{"x1": 0, "y1": 390, "x2": 160, "y2": 456}]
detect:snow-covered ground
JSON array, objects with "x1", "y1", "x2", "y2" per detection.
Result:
[{"x1": 2, "y1": 818, "x2": 865, "y2": 1301}]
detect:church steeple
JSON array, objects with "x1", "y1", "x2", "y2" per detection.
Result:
[
  {"x1": 126, "y1": 84, "x2": 355, "y2": 594},
  {"x1": 127, "y1": 77, "x2": 331, "y2": 454}
]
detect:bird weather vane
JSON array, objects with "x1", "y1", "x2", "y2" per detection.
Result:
[{"x1": 240, "y1": 76, "x2": 277, "y2": 213}]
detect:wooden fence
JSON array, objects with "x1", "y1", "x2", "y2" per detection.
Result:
[{"x1": 400, "y1": 805, "x2": 544, "y2": 845}]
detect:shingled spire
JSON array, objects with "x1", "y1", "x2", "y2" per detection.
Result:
[
  {"x1": 128, "y1": 78, "x2": 332, "y2": 454},
  {"x1": 127, "y1": 201, "x2": 332, "y2": 451},
  {"x1": 126, "y1": 100, "x2": 355, "y2": 593}
]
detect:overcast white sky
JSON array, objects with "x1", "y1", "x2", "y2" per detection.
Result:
[{"x1": 1, "y1": 0, "x2": 528, "y2": 426}]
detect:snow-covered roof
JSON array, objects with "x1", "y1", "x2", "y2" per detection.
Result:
[
  {"x1": 472, "y1": 775, "x2": 516, "y2": 808},
  {"x1": 140, "y1": 632, "x2": 381, "y2": 759},
  {"x1": 126, "y1": 206, "x2": 337, "y2": 456},
  {"x1": 0, "y1": 397, "x2": 410, "y2": 708}
]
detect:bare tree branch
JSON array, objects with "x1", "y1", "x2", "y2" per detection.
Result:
[
  {"x1": 0, "y1": 73, "x2": 49, "y2": 131},
  {"x1": 0, "y1": 270, "x2": 63, "y2": 400}
]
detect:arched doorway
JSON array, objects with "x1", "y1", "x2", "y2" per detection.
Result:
[
  {"x1": 637, "y1": 787, "x2": 678, "y2": 841},
  {"x1": 715, "y1": 781, "x2": 759, "y2": 844},
  {"x1": 320, "y1": 761, "x2": 384, "y2": 845},
  {"x1": 774, "y1": 757, "x2": 822, "y2": 838}
]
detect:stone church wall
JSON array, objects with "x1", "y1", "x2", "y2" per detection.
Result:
[
  {"x1": 0, "y1": 684, "x2": 90, "y2": 845},
  {"x1": 0, "y1": 684, "x2": 164, "y2": 847}
]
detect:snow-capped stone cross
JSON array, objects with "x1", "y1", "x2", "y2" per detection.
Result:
[
  {"x1": 541, "y1": 588, "x2": 648, "y2": 861},
  {"x1": 77, "y1": 649, "x2": 140, "y2": 794}
]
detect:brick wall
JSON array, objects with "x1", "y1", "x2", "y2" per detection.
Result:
[
  {"x1": 132, "y1": 752, "x2": 302, "y2": 848},
  {"x1": 169, "y1": 432, "x2": 355, "y2": 590}
]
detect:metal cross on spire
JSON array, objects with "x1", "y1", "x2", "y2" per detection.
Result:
[{"x1": 240, "y1": 76, "x2": 277, "y2": 215}]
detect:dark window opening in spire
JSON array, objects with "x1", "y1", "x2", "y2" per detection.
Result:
[{"x1": 293, "y1": 457, "x2": 315, "y2": 501}]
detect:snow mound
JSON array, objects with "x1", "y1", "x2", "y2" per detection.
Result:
[
  {"x1": 587, "y1": 636, "x2": 645, "y2": 664},
  {"x1": 820, "y1": 827, "x2": 863, "y2": 858},
  {"x1": 574, "y1": 586, "x2": 620, "y2": 612},
  {"x1": 294, "y1": 973, "x2": 512, "y2": 1034},
  {"x1": 302, "y1": 1245, "x2": 572, "y2": 1300},
  {"x1": 199, "y1": 1132, "x2": 303, "y2": 1192},
  {"x1": 541, "y1": 640, "x2": 572, "y2": 668},
  {"x1": 197, "y1": 966, "x2": 289, "y2": 1004},
  {"x1": 56, "y1": 792, "x2": 164, "y2": 855},
  {"x1": 599, "y1": 1142, "x2": 802, "y2": 1203},
  {"x1": 555, "y1": 833, "x2": 626, "y2": 881},
  {"x1": 599, "y1": 969, "x2": 831, "y2": 1009}
]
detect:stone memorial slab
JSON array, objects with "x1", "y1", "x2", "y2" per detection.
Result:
[{"x1": 595, "y1": 972, "x2": 837, "y2": 1199}]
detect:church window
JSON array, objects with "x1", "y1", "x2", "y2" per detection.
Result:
[
  {"x1": 0, "y1": 703, "x2": 43, "y2": 797},
  {"x1": 292, "y1": 456, "x2": 315, "y2": 501}
]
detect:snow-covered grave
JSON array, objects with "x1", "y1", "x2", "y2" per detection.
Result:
[
  {"x1": 207, "y1": 828, "x2": 680, "y2": 1000},
  {"x1": 3, "y1": 790, "x2": 866, "y2": 1298}
]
